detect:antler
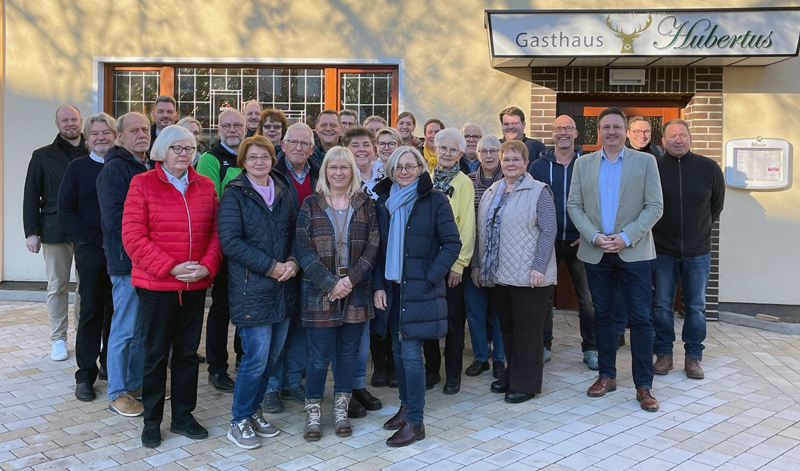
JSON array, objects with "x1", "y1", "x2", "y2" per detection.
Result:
[
  {"x1": 606, "y1": 15, "x2": 622, "y2": 34},
  {"x1": 606, "y1": 14, "x2": 652, "y2": 35},
  {"x1": 631, "y1": 14, "x2": 653, "y2": 34}
]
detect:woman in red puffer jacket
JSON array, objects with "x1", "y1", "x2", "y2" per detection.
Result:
[{"x1": 122, "y1": 125, "x2": 222, "y2": 448}]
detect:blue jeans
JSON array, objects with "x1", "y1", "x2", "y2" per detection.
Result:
[
  {"x1": 585, "y1": 254, "x2": 654, "y2": 389},
  {"x1": 107, "y1": 275, "x2": 145, "y2": 401},
  {"x1": 336, "y1": 321, "x2": 371, "y2": 390},
  {"x1": 464, "y1": 275, "x2": 504, "y2": 363},
  {"x1": 652, "y1": 252, "x2": 711, "y2": 360},
  {"x1": 266, "y1": 315, "x2": 307, "y2": 393},
  {"x1": 388, "y1": 283, "x2": 425, "y2": 425},
  {"x1": 306, "y1": 322, "x2": 364, "y2": 399},
  {"x1": 231, "y1": 316, "x2": 291, "y2": 423}
]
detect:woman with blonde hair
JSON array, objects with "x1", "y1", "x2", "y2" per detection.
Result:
[{"x1": 295, "y1": 146, "x2": 380, "y2": 441}]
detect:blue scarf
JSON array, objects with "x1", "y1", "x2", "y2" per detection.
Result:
[{"x1": 385, "y1": 179, "x2": 419, "y2": 282}]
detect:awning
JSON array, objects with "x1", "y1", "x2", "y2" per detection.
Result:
[{"x1": 485, "y1": 8, "x2": 800, "y2": 68}]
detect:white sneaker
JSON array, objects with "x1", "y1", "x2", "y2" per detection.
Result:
[
  {"x1": 227, "y1": 419, "x2": 260, "y2": 449},
  {"x1": 51, "y1": 340, "x2": 68, "y2": 361}
]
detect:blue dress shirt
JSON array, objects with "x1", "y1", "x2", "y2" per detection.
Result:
[{"x1": 594, "y1": 148, "x2": 630, "y2": 246}]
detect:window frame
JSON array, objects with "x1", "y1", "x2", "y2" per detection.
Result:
[{"x1": 101, "y1": 60, "x2": 401, "y2": 126}]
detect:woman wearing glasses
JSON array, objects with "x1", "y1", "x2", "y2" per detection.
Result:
[
  {"x1": 422, "y1": 128, "x2": 475, "y2": 395},
  {"x1": 255, "y1": 109, "x2": 288, "y2": 158},
  {"x1": 373, "y1": 146, "x2": 461, "y2": 447},
  {"x1": 375, "y1": 127, "x2": 402, "y2": 168},
  {"x1": 295, "y1": 147, "x2": 379, "y2": 441},
  {"x1": 122, "y1": 125, "x2": 223, "y2": 448},
  {"x1": 465, "y1": 136, "x2": 506, "y2": 380},
  {"x1": 217, "y1": 135, "x2": 300, "y2": 449},
  {"x1": 369, "y1": 128, "x2": 404, "y2": 389},
  {"x1": 475, "y1": 140, "x2": 558, "y2": 404}
]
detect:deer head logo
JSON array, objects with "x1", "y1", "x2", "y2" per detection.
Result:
[{"x1": 606, "y1": 14, "x2": 653, "y2": 54}]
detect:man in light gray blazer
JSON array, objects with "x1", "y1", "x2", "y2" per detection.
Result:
[{"x1": 567, "y1": 108, "x2": 663, "y2": 412}]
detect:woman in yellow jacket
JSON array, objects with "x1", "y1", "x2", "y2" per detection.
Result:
[{"x1": 422, "y1": 128, "x2": 475, "y2": 395}]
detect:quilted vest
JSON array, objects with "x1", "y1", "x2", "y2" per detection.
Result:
[{"x1": 477, "y1": 174, "x2": 557, "y2": 288}]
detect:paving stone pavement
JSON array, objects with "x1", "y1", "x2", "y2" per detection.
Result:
[{"x1": 1, "y1": 301, "x2": 800, "y2": 470}]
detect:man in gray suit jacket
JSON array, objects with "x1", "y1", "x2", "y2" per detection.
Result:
[{"x1": 567, "y1": 108, "x2": 663, "y2": 412}]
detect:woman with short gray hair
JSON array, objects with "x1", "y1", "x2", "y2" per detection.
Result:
[
  {"x1": 422, "y1": 128, "x2": 475, "y2": 395},
  {"x1": 372, "y1": 146, "x2": 461, "y2": 446}
]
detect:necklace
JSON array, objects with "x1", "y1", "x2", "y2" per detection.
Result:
[{"x1": 327, "y1": 196, "x2": 350, "y2": 254}]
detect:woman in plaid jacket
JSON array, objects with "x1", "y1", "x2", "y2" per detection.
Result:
[{"x1": 295, "y1": 146, "x2": 380, "y2": 441}]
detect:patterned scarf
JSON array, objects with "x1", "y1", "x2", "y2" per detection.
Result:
[
  {"x1": 480, "y1": 175, "x2": 524, "y2": 286},
  {"x1": 432, "y1": 164, "x2": 461, "y2": 198}
]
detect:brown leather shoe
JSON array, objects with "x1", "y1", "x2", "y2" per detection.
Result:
[
  {"x1": 383, "y1": 405, "x2": 408, "y2": 430},
  {"x1": 587, "y1": 377, "x2": 617, "y2": 397},
  {"x1": 685, "y1": 356, "x2": 704, "y2": 379},
  {"x1": 653, "y1": 355, "x2": 673, "y2": 375},
  {"x1": 386, "y1": 422, "x2": 425, "y2": 447},
  {"x1": 636, "y1": 387, "x2": 659, "y2": 412}
]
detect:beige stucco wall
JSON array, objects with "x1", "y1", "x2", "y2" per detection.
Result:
[
  {"x1": 720, "y1": 62, "x2": 800, "y2": 305},
  {"x1": 3, "y1": 0, "x2": 800, "y2": 306}
]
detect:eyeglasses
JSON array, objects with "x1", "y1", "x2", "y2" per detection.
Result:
[
  {"x1": 396, "y1": 164, "x2": 421, "y2": 173},
  {"x1": 437, "y1": 146, "x2": 461, "y2": 156},
  {"x1": 284, "y1": 139, "x2": 314, "y2": 149},
  {"x1": 463, "y1": 134, "x2": 482, "y2": 141},
  {"x1": 220, "y1": 123, "x2": 244, "y2": 130},
  {"x1": 327, "y1": 165, "x2": 352, "y2": 173},
  {"x1": 478, "y1": 149, "x2": 499, "y2": 156},
  {"x1": 631, "y1": 130, "x2": 652, "y2": 136},
  {"x1": 245, "y1": 156, "x2": 272, "y2": 163},
  {"x1": 378, "y1": 141, "x2": 398, "y2": 149},
  {"x1": 169, "y1": 145, "x2": 196, "y2": 155},
  {"x1": 262, "y1": 124, "x2": 282, "y2": 131},
  {"x1": 553, "y1": 126, "x2": 576, "y2": 132}
]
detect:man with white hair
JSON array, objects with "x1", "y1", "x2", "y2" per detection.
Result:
[
  {"x1": 459, "y1": 123, "x2": 483, "y2": 174},
  {"x1": 23, "y1": 104, "x2": 86, "y2": 361},
  {"x1": 196, "y1": 109, "x2": 247, "y2": 393},
  {"x1": 96, "y1": 111, "x2": 151, "y2": 417},
  {"x1": 262, "y1": 122, "x2": 319, "y2": 415}
]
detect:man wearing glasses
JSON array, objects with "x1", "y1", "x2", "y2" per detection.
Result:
[
  {"x1": 459, "y1": 123, "x2": 483, "y2": 174},
  {"x1": 626, "y1": 116, "x2": 665, "y2": 157},
  {"x1": 196, "y1": 109, "x2": 248, "y2": 393},
  {"x1": 529, "y1": 115, "x2": 597, "y2": 371},
  {"x1": 262, "y1": 122, "x2": 321, "y2": 414}
]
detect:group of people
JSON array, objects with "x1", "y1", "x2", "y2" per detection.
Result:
[{"x1": 23, "y1": 97, "x2": 724, "y2": 450}]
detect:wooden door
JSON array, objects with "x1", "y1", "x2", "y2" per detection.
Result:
[{"x1": 551, "y1": 99, "x2": 683, "y2": 311}]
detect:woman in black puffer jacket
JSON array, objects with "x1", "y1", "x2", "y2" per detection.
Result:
[
  {"x1": 372, "y1": 146, "x2": 461, "y2": 447},
  {"x1": 217, "y1": 135, "x2": 300, "y2": 450}
]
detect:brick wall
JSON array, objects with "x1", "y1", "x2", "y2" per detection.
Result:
[{"x1": 530, "y1": 66, "x2": 723, "y2": 320}]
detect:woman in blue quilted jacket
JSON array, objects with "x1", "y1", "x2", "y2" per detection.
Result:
[
  {"x1": 217, "y1": 135, "x2": 300, "y2": 450},
  {"x1": 372, "y1": 146, "x2": 461, "y2": 447}
]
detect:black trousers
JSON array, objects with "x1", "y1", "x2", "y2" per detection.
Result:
[
  {"x1": 490, "y1": 285, "x2": 553, "y2": 395},
  {"x1": 205, "y1": 260, "x2": 242, "y2": 375},
  {"x1": 370, "y1": 333, "x2": 395, "y2": 373},
  {"x1": 423, "y1": 278, "x2": 465, "y2": 379},
  {"x1": 543, "y1": 240, "x2": 596, "y2": 351},
  {"x1": 74, "y1": 245, "x2": 113, "y2": 385},
  {"x1": 138, "y1": 288, "x2": 206, "y2": 427}
]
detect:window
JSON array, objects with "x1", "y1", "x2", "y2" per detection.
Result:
[
  {"x1": 175, "y1": 67, "x2": 326, "y2": 130},
  {"x1": 104, "y1": 63, "x2": 399, "y2": 133},
  {"x1": 111, "y1": 69, "x2": 161, "y2": 118},
  {"x1": 340, "y1": 71, "x2": 394, "y2": 124}
]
